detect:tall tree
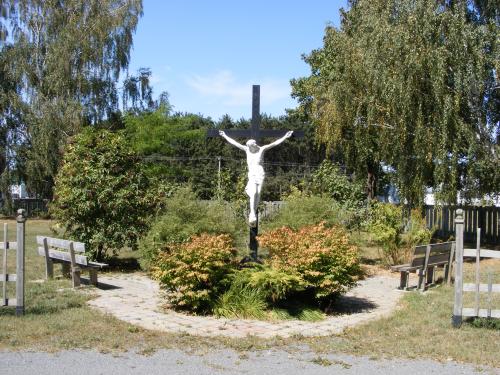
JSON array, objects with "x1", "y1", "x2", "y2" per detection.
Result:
[
  {"x1": 292, "y1": 0, "x2": 499, "y2": 206},
  {"x1": 1, "y1": 0, "x2": 143, "y2": 197}
]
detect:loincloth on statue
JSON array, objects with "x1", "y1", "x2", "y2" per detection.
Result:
[{"x1": 245, "y1": 168, "x2": 265, "y2": 194}]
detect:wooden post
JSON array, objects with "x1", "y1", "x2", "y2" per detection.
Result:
[
  {"x1": 69, "y1": 242, "x2": 81, "y2": 288},
  {"x1": 445, "y1": 242, "x2": 455, "y2": 285},
  {"x1": 2, "y1": 223, "x2": 7, "y2": 306},
  {"x1": 487, "y1": 271, "x2": 492, "y2": 318},
  {"x1": 474, "y1": 228, "x2": 481, "y2": 317},
  {"x1": 419, "y1": 244, "x2": 431, "y2": 291},
  {"x1": 43, "y1": 237, "x2": 54, "y2": 279},
  {"x1": 452, "y1": 209, "x2": 464, "y2": 327},
  {"x1": 16, "y1": 209, "x2": 26, "y2": 316},
  {"x1": 249, "y1": 212, "x2": 259, "y2": 262}
]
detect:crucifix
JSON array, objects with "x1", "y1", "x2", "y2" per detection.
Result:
[{"x1": 207, "y1": 85, "x2": 304, "y2": 261}]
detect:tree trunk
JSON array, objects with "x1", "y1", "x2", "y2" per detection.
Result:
[
  {"x1": 366, "y1": 164, "x2": 377, "y2": 200},
  {"x1": 95, "y1": 244, "x2": 105, "y2": 262}
]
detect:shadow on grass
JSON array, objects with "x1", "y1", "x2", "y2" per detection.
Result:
[
  {"x1": 468, "y1": 317, "x2": 500, "y2": 330},
  {"x1": 328, "y1": 295, "x2": 378, "y2": 314},
  {"x1": 269, "y1": 290, "x2": 379, "y2": 321},
  {"x1": 359, "y1": 257, "x2": 380, "y2": 265},
  {"x1": 0, "y1": 282, "x2": 88, "y2": 316}
]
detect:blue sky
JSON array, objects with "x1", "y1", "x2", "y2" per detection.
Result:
[{"x1": 127, "y1": 0, "x2": 347, "y2": 121}]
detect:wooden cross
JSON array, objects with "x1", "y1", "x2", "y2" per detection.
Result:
[
  {"x1": 207, "y1": 85, "x2": 304, "y2": 142},
  {"x1": 207, "y1": 85, "x2": 304, "y2": 261}
]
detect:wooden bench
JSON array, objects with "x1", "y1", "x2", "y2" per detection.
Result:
[
  {"x1": 36, "y1": 236, "x2": 108, "y2": 287},
  {"x1": 391, "y1": 242, "x2": 455, "y2": 291}
]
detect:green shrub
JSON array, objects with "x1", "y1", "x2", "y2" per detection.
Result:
[
  {"x1": 213, "y1": 284, "x2": 267, "y2": 320},
  {"x1": 268, "y1": 307, "x2": 325, "y2": 322},
  {"x1": 263, "y1": 188, "x2": 366, "y2": 231},
  {"x1": 231, "y1": 265, "x2": 305, "y2": 303},
  {"x1": 309, "y1": 160, "x2": 365, "y2": 206},
  {"x1": 367, "y1": 202, "x2": 404, "y2": 264},
  {"x1": 139, "y1": 187, "x2": 244, "y2": 269},
  {"x1": 368, "y1": 202, "x2": 433, "y2": 265},
  {"x1": 404, "y1": 208, "x2": 434, "y2": 248},
  {"x1": 151, "y1": 233, "x2": 237, "y2": 312},
  {"x1": 50, "y1": 128, "x2": 169, "y2": 260},
  {"x1": 259, "y1": 222, "x2": 361, "y2": 299}
]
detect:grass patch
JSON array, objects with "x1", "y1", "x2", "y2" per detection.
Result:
[
  {"x1": 269, "y1": 306, "x2": 325, "y2": 322},
  {"x1": 1, "y1": 218, "x2": 500, "y2": 371},
  {"x1": 306, "y1": 259, "x2": 500, "y2": 368}
]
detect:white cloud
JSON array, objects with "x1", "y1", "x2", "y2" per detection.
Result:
[
  {"x1": 149, "y1": 73, "x2": 163, "y2": 85},
  {"x1": 186, "y1": 70, "x2": 291, "y2": 108}
]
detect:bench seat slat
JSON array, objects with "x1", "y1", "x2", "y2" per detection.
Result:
[
  {"x1": 390, "y1": 263, "x2": 410, "y2": 271},
  {"x1": 36, "y1": 236, "x2": 85, "y2": 253},
  {"x1": 88, "y1": 261, "x2": 108, "y2": 268},
  {"x1": 37, "y1": 247, "x2": 88, "y2": 266}
]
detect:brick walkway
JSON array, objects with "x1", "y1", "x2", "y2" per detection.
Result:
[{"x1": 87, "y1": 273, "x2": 403, "y2": 339}]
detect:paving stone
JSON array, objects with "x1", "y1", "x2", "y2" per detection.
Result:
[{"x1": 87, "y1": 273, "x2": 402, "y2": 339}]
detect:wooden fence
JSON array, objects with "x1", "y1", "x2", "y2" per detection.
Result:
[
  {"x1": 0, "y1": 209, "x2": 26, "y2": 316},
  {"x1": 425, "y1": 205, "x2": 499, "y2": 244},
  {"x1": 0, "y1": 198, "x2": 48, "y2": 217},
  {"x1": 452, "y1": 210, "x2": 500, "y2": 327},
  {"x1": 12, "y1": 199, "x2": 48, "y2": 217}
]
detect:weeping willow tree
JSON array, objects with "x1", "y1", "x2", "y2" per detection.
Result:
[
  {"x1": 292, "y1": 0, "x2": 499, "y2": 206},
  {"x1": 0, "y1": 0, "x2": 143, "y2": 197}
]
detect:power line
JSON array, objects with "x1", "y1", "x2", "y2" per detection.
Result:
[{"x1": 140, "y1": 155, "x2": 321, "y2": 169}]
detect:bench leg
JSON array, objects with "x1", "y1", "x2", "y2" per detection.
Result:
[
  {"x1": 399, "y1": 271, "x2": 409, "y2": 290},
  {"x1": 426, "y1": 267, "x2": 435, "y2": 285},
  {"x1": 45, "y1": 257, "x2": 54, "y2": 280},
  {"x1": 418, "y1": 268, "x2": 426, "y2": 291},
  {"x1": 71, "y1": 266, "x2": 81, "y2": 288},
  {"x1": 445, "y1": 262, "x2": 453, "y2": 285},
  {"x1": 89, "y1": 269, "x2": 98, "y2": 286}
]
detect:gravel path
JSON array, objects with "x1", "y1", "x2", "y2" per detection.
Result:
[
  {"x1": 0, "y1": 349, "x2": 496, "y2": 375},
  {"x1": 87, "y1": 273, "x2": 403, "y2": 338}
]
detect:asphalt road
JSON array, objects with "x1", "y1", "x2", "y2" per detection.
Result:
[{"x1": 0, "y1": 349, "x2": 497, "y2": 375}]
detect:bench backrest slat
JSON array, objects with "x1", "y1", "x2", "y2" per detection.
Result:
[
  {"x1": 410, "y1": 242, "x2": 454, "y2": 267},
  {"x1": 36, "y1": 236, "x2": 85, "y2": 253},
  {"x1": 37, "y1": 247, "x2": 88, "y2": 266},
  {"x1": 428, "y1": 242, "x2": 454, "y2": 253},
  {"x1": 427, "y1": 252, "x2": 452, "y2": 264}
]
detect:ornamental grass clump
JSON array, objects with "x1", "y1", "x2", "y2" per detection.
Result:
[
  {"x1": 151, "y1": 233, "x2": 237, "y2": 313},
  {"x1": 258, "y1": 222, "x2": 361, "y2": 299}
]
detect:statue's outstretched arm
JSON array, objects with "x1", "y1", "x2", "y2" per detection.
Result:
[
  {"x1": 219, "y1": 130, "x2": 247, "y2": 151},
  {"x1": 261, "y1": 131, "x2": 293, "y2": 151}
]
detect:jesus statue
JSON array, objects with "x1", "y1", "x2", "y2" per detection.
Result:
[{"x1": 219, "y1": 130, "x2": 294, "y2": 225}]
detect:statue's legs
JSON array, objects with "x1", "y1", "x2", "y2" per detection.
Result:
[{"x1": 247, "y1": 183, "x2": 261, "y2": 225}]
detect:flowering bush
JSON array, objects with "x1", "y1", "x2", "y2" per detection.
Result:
[
  {"x1": 258, "y1": 222, "x2": 361, "y2": 299},
  {"x1": 151, "y1": 233, "x2": 237, "y2": 312}
]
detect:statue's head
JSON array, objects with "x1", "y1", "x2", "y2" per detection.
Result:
[{"x1": 246, "y1": 139, "x2": 259, "y2": 152}]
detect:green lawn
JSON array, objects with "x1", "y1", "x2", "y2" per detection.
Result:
[{"x1": 0, "y1": 219, "x2": 498, "y2": 368}]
